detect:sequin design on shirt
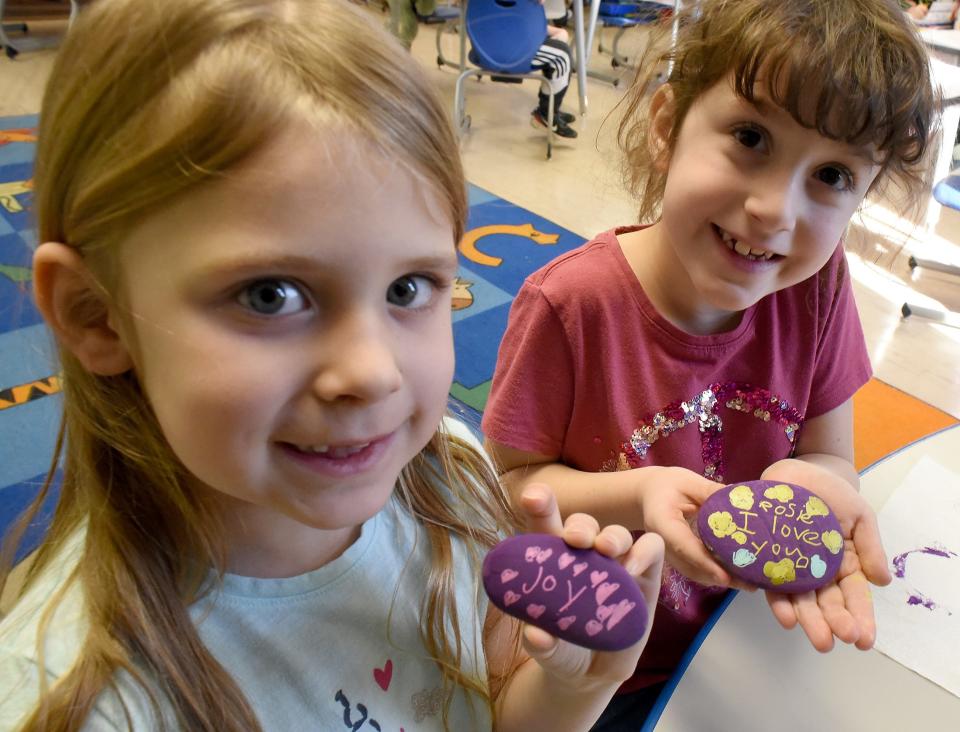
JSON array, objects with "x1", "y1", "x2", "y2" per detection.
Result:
[
  {"x1": 663, "y1": 565, "x2": 693, "y2": 612},
  {"x1": 600, "y1": 382, "x2": 804, "y2": 484}
]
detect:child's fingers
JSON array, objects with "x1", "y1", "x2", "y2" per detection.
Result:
[
  {"x1": 560, "y1": 512, "x2": 601, "y2": 549},
  {"x1": 518, "y1": 483, "x2": 564, "y2": 535},
  {"x1": 765, "y1": 591, "x2": 799, "y2": 630},
  {"x1": 593, "y1": 524, "x2": 635, "y2": 558},
  {"x1": 839, "y1": 570, "x2": 877, "y2": 650},
  {"x1": 624, "y1": 531, "x2": 665, "y2": 577},
  {"x1": 658, "y1": 516, "x2": 733, "y2": 587},
  {"x1": 624, "y1": 532, "x2": 665, "y2": 607},
  {"x1": 816, "y1": 582, "x2": 859, "y2": 646},
  {"x1": 522, "y1": 623, "x2": 561, "y2": 657},
  {"x1": 851, "y1": 515, "x2": 892, "y2": 587},
  {"x1": 521, "y1": 625, "x2": 590, "y2": 679},
  {"x1": 793, "y1": 592, "x2": 835, "y2": 653}
]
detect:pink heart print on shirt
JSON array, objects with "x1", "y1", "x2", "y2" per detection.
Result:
[
  {"x1": 482, "y1": 533, "x2": 647, "y2": 651},
  {"x1": 373, "y1": 659, "x2": 393, "y2": 691}
]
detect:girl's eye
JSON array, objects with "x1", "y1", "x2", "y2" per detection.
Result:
[
  {"x1": 237, "y1": 279, "x2": 307, "y2": 316},
  {"x1": 733, "y1": 126, "x2": 765, "y2": 150},
  {"x1": 386, "y1": 275, "x2": 435, "y2": 309},
  {"x1": 814, "y1": 165, "x2": 854, "y2": 192}
]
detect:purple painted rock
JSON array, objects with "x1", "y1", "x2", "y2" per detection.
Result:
[
  {"x1": 482, "y1": 533, "x2": 646, "y2": 651},
  {"x1": 697, "y1": 480, "x2": 844, "y2": 593}
]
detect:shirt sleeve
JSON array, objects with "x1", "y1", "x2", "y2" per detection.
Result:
[
  {"x1": 481, "y1": 280, "x2": 576, "y2": 456},
  {"x1": 807, "y1": 247, "x2": 873, "y2": 419}
]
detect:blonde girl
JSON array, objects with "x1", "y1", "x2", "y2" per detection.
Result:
[
  {"x1": 482, "y1": 0, "x2": 936, "y2": 728},
  {"x1": 0, "y1": 0, "x2": 664, "y2": 730}
]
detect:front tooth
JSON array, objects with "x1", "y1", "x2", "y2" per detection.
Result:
[
  {"x1": 749, "y1": 247, "x2": 769, "y2": 257},
  {"x1": 329, "y1": 443, "x2": 370, "y2": 458},
  {"x1": 305, "y1": 445, "x2": 329, "y2": 453},
  {"x1": 734, "y1": 241, "x2": 752, "y2": 256}
]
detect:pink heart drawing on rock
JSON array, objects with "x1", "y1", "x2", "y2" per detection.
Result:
[
  {"x1": 596, "y1": 604, "x2": 613, "y2": 622},
  {"x1": 525, "y1": 546, "x2": 540, "y2": 562},
  {"x1": 536, "y1": 548, "x2": 554, "y2": 564},
  {"x1": 373, "y1": 659, "x2": 393, "y2": 691},
  {"x1": 595, "y1": 581, "x2": 620, "y2": 606},
  {"x1": 557, "y1": 615, "x2": 577, "y2": 630},
  {"x1": 558, "y1": 552, "x2": 576, "y2": 570},
  {"x1": 585, "y1": 619, "x2": 604, "y2": 636},
  {"x1": 504, "y1": 591, "x2": 521, "y2": 606},
  {"x1": 590, "y1": 570, "x2": 608, "y2": 588},
  {"x1": 605, "y1": 599, "x2": 636, "y2": 631},
  {"x1": 500, "y1": 569, "x2": 518, "y2": 584},
  {"x1": 572, "y1": 562, "x2": 588, "y2": 576},
  {"x1": 526, "y1": 603, "x2": 546, "y2": 619}
]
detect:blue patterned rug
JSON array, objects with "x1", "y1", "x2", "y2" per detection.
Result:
[{"x1": 0, "y1": 114, "x2": 585, "y2": 557}]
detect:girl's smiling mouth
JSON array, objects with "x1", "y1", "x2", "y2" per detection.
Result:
[
  {"x1": 712, "y1": 224, "x2": 781, "y2": 261},
  {"x1": 278, "y1": 433, "x2": 397, "y2": 475}
]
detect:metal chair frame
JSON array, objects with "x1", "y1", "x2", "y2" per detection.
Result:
[
  {"x1": 452, "y1": 0, "x2": 558, "y2": 159},
  {"x1": 0, "y1": 0, "x2": 78, "y2": 59}
]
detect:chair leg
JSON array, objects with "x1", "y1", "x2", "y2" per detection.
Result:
[
  {"x1": 610, "y1": 27, "x2": 632, "y2": 67},
  {"x1": 453, "y1": 68, "x2": 480, "y2": 136},
  {"x1": 546, "y1": 93, "x2": 554, "y2": 160},
  {"x1": 436, "y1": 19, "x2": 459, "y2": 69}
]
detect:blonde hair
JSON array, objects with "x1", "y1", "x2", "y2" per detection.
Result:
[
  {"x1": 0, "y1": 0, "x2": 518, "y2": 729},
  {"x1": 619, "y1": 0, "x2": 939, "y2": 223}
]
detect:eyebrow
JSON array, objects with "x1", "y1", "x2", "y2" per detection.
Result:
[
  {"x1": 741, "y1": 96, "x2": 880, "y2": 165},
  {"x1": 195, "y1": 252, "x2": 460, "y2": 280}
]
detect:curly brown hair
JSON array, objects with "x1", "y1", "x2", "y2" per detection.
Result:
[{"x1": 618, "y1": 0, "x2": 939, "y2": 223}]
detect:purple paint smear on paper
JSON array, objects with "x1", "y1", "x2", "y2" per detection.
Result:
[
  {"x1": 891, "y1": 545, "x2": 958, "y2": 614},
  {"x1": 907, "y1": 595, "x2": 938, "y2": 610},
  {"x1": 891, "y1": 546, "x2": 957, "y2": 579}
]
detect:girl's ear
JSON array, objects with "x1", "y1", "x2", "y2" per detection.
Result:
[
  {"x1": 32, "y1": 242, "x2": 133, "y2": 376},
  {"x1": 648, "y1": 83, "x2": 677, "y2": 172}
]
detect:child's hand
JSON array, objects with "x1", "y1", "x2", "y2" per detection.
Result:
[
  {"x1": 760, "y1": 459, "x2": 891, "y2": 652},
  {"x1": 636, "y1": 467, "x2": 754, "y2": 590},
  {"x1": 518, "y1": 484, "x2": 665, "y2": 689}
]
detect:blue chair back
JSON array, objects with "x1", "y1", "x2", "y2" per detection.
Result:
[
  {"x1": 934, "y1": 173, "x2": 960, "y2": 211},
  {"x1": 466, "y1": 0, "x2": 546, "y2": 74}
]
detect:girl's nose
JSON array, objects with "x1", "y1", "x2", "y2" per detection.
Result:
[
  {"x1": 311, "y1": 315, "x2": 402, "y2": 403},
  {"x1": 743, "y1": 170, "x2": 801, "y2": 233}
]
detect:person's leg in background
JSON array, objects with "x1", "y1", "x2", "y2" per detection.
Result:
[
  {"x1": 530, "y1": 36, "x2": 577, "y2": 138},
  {"x1": 387, "y1": 0, "x2": 436, "y2": 48}
]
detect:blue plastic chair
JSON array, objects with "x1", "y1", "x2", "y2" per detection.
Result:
[
  {"x1": 901, "y1": 173, "x2": 960, "y2": 326},
  {"x1": 590, "y1": 0, "x2": 670, "y2": 87},
  {"x1": 453, "y1": 0, "x2": 560, "y2": 159}
]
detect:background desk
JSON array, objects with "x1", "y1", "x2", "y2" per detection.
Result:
[
  {"x1": 647, "y1": 424, "x2": 960, "y2": 731},
  {"x1": 922, "y1": 28, "x2": 960, "y2": 64},
  {"x1": 925, "y1": 59, "x2": 960, "y2": 227}
]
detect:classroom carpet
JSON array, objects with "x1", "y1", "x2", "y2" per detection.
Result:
[{"x1": 1, "y1": 114, "x2": 956, "y2": 558}]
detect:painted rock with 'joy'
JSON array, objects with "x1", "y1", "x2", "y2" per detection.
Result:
[
  {"x1": 482, "y1": 533, "x2": 646, "y2": 651},
  {"x1": 697, "y1": 480, "x2": 844, "y2": 593}
]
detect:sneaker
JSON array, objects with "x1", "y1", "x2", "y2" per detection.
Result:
[
  {"x1": 530, "y1": 109, "x2": 578, "y2": 139},
  {"x1": 532, "y1": 107, "x2": 576, "y2": 125}
]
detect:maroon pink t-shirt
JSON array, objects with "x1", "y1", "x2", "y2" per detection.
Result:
[{"x1": 481, "y1": 226, "x2": 872, "y2": 691}]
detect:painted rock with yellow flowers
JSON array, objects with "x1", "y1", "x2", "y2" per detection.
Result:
[{"x1": 697, "y1": 480, "x2": 843, "y2": 593}]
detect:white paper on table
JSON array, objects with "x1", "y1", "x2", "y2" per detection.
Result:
[{"x1": 873, "y1": 455, "x2": 960, "y2": 698}]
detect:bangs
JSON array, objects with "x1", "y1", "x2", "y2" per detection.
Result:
[
  {"x1": 732, "y1": 40, "x2": 925, "y2": 167},
  {"x1": 675, "y1": 0, "x2": 935, "y2": 170}
]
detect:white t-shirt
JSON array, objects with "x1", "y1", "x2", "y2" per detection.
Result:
[{"x1": 0, "y1": 420, "x2": 494, "y2": 731}]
